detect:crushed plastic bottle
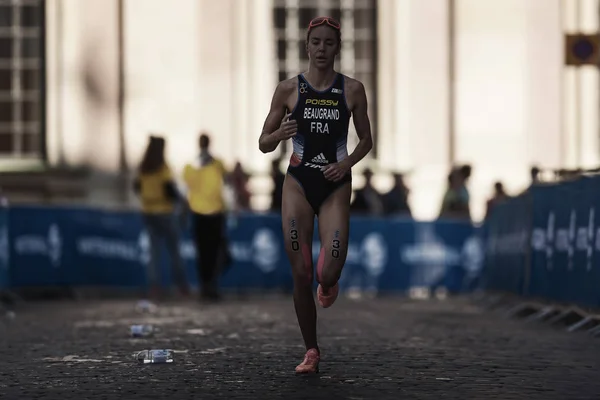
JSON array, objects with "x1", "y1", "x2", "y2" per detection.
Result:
[
  {"x1": 135, "y1": 300, "x2": 157, "y2": 314},
  {"x1": 136, "y1": 349, "x2": 174, "y2": 364},
  {"x1": 130, "y1": 324, "x2": 154, "y2": 338}
]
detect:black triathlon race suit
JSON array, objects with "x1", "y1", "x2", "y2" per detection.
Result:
[{"x1": 287, "y1": 73, "x2": 352, "y2": 214}]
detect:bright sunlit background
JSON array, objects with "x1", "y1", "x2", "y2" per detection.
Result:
[{"x1": 4, "y1": 0, "x2": 599, "y2": 221}]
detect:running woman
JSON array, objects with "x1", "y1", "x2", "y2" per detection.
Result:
[{"x1": 258, "y1": 17, "x2": 373, "y2": 373}]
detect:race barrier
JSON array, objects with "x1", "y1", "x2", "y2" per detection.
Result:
[
  {"x1": 2, "y1": 205, "x2": 483, "y2": 294},
  {"x1": 483, "y1": 175, "x2": 600, "y2": 309}
]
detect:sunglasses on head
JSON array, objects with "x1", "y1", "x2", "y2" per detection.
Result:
[{"x1": 308, "y1": 17, "x2": 341, "y2": 30}]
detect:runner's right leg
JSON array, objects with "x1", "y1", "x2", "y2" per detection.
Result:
[{"x1": 281, "y1": 175, "x2": 319, "y2": 373}]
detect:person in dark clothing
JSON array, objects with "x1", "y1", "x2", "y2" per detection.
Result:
[
  {"x1": 183, "y1": 133, "x2": 230, "y2": 301},
  {"x1": 485, "y1": 181, "x2": 509, "y2": 219},
  {"x1": 439, "y1": 168, "x2": 470, "y2": 220},
  {"x1": 351, "y1": 168, "x2": 383, "y2": 216},
  {"x1": 382, "y1": 173, "x2": 411, "y2": 216}
]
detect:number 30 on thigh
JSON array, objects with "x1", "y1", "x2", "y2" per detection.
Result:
[
  {"x1": 331, "y1": 239, "x2": 340, "y2": 259},
  {"x1": 290, "y1": 229, "x2": 300, "y2": 251}
]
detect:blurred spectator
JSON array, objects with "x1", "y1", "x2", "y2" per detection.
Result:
[
  {"x1": 458, "y1": 164, "x2": 472, "y2": 206},
  {"x1": 520, "y1": 165, "x2": 542, "y2": 196},
  {"x1": 351, "y1": 168, "x2": 384, "y2": 215},
  {"x1": 270, "y1": 159, "x2": 285, "y2": 212},
  {"x1": 231, "y1": 161, "x2": 251, "y2": 211},
  {"x1": 530, "y1": 166, "x2": 541, "y2": 185},
  {"x1": 183, "y1": 132, "x2": 230, "y2": 301},
  {"x1": 439, "y1": 169, "x2": 470, "y2": 220},
  {"x1": 133, "y1": 136, "x2": 189, "y2": 300},
  {"x1": 382, "y1": 172, "x2": 411, "y2": 216},
  {"x1": 485, "y1": 181, "x2": 509, "y2": 219}
]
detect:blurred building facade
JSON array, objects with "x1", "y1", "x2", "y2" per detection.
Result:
[
  {"x1": 0, "y1": 0, "x2": 598, "y2": 220},
  {"x1": 0, "y1": 0, "x2": 44, "y2": 164}
]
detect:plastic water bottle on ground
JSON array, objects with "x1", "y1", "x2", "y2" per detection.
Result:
[
  {"x1": 136, "y1": 349, "x2": 174, "y2": 364},
  {"x1": 130, "y1": 324, "x2": 154, "y2": 338}
]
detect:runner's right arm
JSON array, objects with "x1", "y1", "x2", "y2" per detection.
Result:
[{"x1": 259, "y1": 80, "x2": 297, "y2": 153}]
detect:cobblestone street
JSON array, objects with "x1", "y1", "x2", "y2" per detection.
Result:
[{"x1": 0, "y1": 295, "x2": 598, "y2": 399}]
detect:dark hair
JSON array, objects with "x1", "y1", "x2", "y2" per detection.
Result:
[
  {"x1": 459, "y1": 164, "x2": 472, "y2": 179},
  {"x1": 139, "y1": 136, "x2": 166, "y2": 174},
  {"x1": 306, "y1": 18, "x2": 342, "y2": 46},
  {"x1": 199, "y1": 133, "x2": 210, "y2": 150}
]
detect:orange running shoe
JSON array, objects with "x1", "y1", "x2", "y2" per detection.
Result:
[
  {"x1": 295, "y1": 348, "x2": 320, "y2": 374},
  {"x1": 317, "y1": 283, "x2": 339, "y2": 308}
]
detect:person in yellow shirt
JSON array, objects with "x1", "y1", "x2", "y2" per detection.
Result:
[
  {"x1": 133, "y1": 136, "x2": 189, "y2": 300},
  {"x1": 183, "y1": 133, "x2": 230, "y2": 301}
]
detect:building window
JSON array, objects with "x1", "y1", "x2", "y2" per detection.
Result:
[
  {"x1": 273, "y1": 0, "x2": 378, "y2": 159},
  {"x1": 0, "y1": 0, "x2": 45, "y2": 159}
]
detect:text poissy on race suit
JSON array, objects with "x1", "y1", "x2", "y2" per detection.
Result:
[{"x1": 303, "y1": 99, "x2": 340, "y2": 134}]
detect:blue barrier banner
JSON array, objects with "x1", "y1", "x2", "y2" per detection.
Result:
[
  {"x1": 434, "y1": 220, "x2": 484, "y2": 293},
  {"x1": 588, "y1": 176, "x2": 600, "y2": 307},
  {"x1": 4, "y1": 205, "x2": 480, "y2": 294},
  {"x1": 529, "y1": 184, "x2": 558, "y2": 300},
  {"x1": 313, "y1": 216, "x2": 400, "y2": 293},
  {"x1": 312, "y1": 217, "x2": 482, "y2": 294},
  {"x1": 485, "y1": 175, "x2": 600, "y2": 309},
  {"x1": 0, "y1": 206, "x2": 8, "y2": 290},
  {"x1": 571, "y1": 176, "x2": 600, "y2": 307},
  {"x1": 589, "y1": 176, "x2": 600, "y2": 307},
  {"x1": 69, "y1": 209, "x2": 147, "y2": 287},
  {"x1": 560, "y1": 178, "x2": 592, "y2": 305},
  {"x1": 529, "y1": 177, "x2": 600, "y2": 307},
  {"x1": 169, "y1": 213, "x2": 289, "y2": 291},
  {"x1": 9, "y1": 206, "x2": 72, "y2": 287},
  {"x1": 482, "y1": 193, "x2": 530, "y2": 295},
  {"x1": 219, "y1": 213, "x2": 288, "y2": 290},
  {"x1": 549, "y1": 181, "x2": 577, "y2": 303}
]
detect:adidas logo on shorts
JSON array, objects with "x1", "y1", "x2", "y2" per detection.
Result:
[
  {"x1": 304, "y1": 153, "x2": 329, "y2": 169},
  {"x1": 310, "y1": 153, "x2": 328, "y2": 164}
]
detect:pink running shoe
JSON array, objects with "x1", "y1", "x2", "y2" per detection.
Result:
[
  {"x1": 317, "y1": 283, "x2": 339, "y2": 308},
  {"x1": 295, "y1": 348, "x2": 320, "y2": 374}
]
